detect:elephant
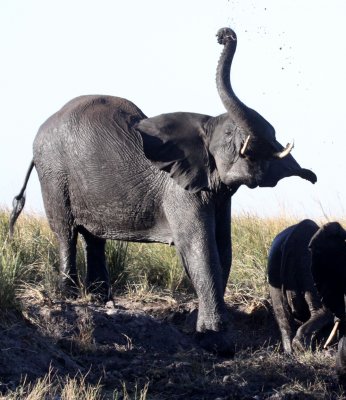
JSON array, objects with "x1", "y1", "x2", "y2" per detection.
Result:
[
  {"x1": 268, "y1": 220, "x2": 346, "y2": 383},
  {"x1": 337, "y1": 335, "x2": 346, "y2": 387},
  {"x1": 10, "y1": 27, "x2": 316, "y2": 356},
  {"x1": 309, "y1": 222, "x2": 346, "y2": 386}
]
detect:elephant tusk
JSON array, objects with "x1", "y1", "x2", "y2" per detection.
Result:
[
  {"x1": 240, "y1": 135, "x2": 251, "y2": 156},
  {"x1": 323, "y1": 320, "x2": 340, "y2": 349},
  {"x1": 274, "y1": 141, "x2": 294, "y2": 159}
]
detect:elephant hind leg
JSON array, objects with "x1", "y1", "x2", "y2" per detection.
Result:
[
  {"x1": 38, "y1": 176, "x2": 79, "y2": 296},
  {"x1": 269, "y1": 285, "x2": 294, "y2": 353},
  {"x1": 79, "y1": 228, "x2": 111, "y2": 301},
  {"x1": 57, "y1": 229, "x2": 79, "y2": 295}
]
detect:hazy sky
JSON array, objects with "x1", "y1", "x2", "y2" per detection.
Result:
[{"x1": 1, "y1": 0, "x2": 346, "y2": 220}]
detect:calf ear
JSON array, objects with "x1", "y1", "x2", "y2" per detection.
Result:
[{"x1": 136, "y1": 113, "x2": 212, "y2": 192}]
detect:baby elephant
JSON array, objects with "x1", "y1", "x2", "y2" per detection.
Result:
[{"x1": 268, "y1": 219, "x2": 346, "y2": 355}]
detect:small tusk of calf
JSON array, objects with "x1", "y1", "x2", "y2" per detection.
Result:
[{"x1": 324, "y1": 320, "x2": 340, "y2": 349}]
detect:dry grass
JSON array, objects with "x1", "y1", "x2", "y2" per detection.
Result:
[
  {"x1": 229, "y1": 214, "x2": 298, "y2": 304},
  {"x1": 1, "y1": 368, "x2": 104, "y2": 400}
]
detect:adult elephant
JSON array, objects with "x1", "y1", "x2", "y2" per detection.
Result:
[
  {"x1": 268, "y1": 220, "x2": 346, "y2": 383},
  {"x1": 10, "y1": 28, "x2": 316, "y2": 355}
]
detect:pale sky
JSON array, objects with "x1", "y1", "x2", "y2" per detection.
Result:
[{"x1": 1, "y1": 0, "x2": 346, "y2": 220}]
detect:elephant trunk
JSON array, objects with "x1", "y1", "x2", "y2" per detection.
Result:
[{"x1": 215, "y1": 28, "x2": 251, "y2": 129}]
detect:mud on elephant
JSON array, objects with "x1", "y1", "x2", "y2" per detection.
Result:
[
  {"x1": 268, "y1": 220, "x2": 346, "y2": 384},
  {"x1": 10, "y1": 28, "x2": 316, "y2": 356}
]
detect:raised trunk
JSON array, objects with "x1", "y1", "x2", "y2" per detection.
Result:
[{"x1": 215, "y1": 28, "x2": 251, "y2": 128}]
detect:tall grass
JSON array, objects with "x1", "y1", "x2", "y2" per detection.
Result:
[
  {"x1": 230, "y1": 214, "x2": 297, "y2": 303},
  {"x1": 0, "y1": 208, "x2": 301, "y2": 313}
]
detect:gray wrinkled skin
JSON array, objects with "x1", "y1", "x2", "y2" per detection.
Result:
[
  {"x1": 269, "y1": 220, "x2": 346, "y2": 383},
  {"x1": 10, "y1": 28, "x2": 316, "y2": 355}
]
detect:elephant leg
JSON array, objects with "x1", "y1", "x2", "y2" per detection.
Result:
[
  {"x1": 175, "y1": 233, "x2": 226, "y2": 332},
  {"x1": 38, "y1": 176, "x2": 79, "y2": 296},
  {"x1": 57, "y1": 230, "x2": 79, "y2": 295},
  {"x1": 337, "y1": 335, "x2": 346, "y2": 387},
  {"x1": 170, "y1": 217, "x2": 233, "y2": 355},
  {"x1": 292, "y1": 291, "x2": 333, "y2": 351},
  {"x1": 215, "y1": 199, "x2": 232, "y2": 293},
  {"x1": 177, "y1": 239, "x2": 234, "y2": 356},
  {"x1": 269, "y1": 285, "x2": 294, "y2": 353},
  {"x1": 79, "y1": 229, "x2": 111, "y2": 301}
]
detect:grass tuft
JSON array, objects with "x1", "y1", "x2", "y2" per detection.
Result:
[{"x1": 3, "y1": 368, "x2": 104, "y2": 400}]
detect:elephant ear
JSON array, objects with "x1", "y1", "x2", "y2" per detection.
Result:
[{"x1": 136, "y1": 112, "x2": 212, "y2": 192}]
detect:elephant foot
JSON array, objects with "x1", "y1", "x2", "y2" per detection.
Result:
[
  {"x1": 292, "y1": 335, "x2": 312, "y2": 353},
  {"x1": 195, "y1": 329, "x2": 235, "y2": 357},
  {"x1": 60, "y1": 277, "x2": 79, "y2": 299},
  {"x1": 281, "y1": 338, "x2": 293, "y2": 355},
  {"x1": 86, "y1": 281, "x2": 112, "y2": 303}
]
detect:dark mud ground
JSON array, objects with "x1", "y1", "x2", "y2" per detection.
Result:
[{"x1": 0, "y1": 292, "x2": 344, "y2": 399}]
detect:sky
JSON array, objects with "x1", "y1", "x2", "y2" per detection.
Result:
[{"x1": 1, "y1": 0, "x2": 346, "y2": 220}]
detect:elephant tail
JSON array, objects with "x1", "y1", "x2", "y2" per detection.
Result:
[{"x1": 9, "y1": 160, "x2": 35, "y2": 238}]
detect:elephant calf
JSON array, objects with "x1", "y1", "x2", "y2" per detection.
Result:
[{"x1": 268, "y1": 219, "x2": 346, "y2": 384}]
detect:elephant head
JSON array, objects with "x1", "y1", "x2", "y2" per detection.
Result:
[{"x1": 136, "y1": 27, "x2": 317, "y2": 193}]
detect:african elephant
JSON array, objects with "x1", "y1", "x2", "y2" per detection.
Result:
[
  {"x1": 10, "y1": 27, "x2": 316, "y2": 355},
  {"x1": 337, "y1": 335, "x2": 346, "y2": 386},
  {"x1": 268, "y1": 220, "x2": 346, "y2": 382},
  {"x1": 309, "y1": 222, "x2": 346, "y2": 385}
]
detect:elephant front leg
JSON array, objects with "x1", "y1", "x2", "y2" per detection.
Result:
[
  {"x1": 174, "y1": 229, "x2": 234, "y2": 356},
  {"x1": 292, "y1": 291, "x2": 333, "y2": 352},
  {"x1": 177, "y1": 239, "x2": 226, "y2": 330},
  {"x1": 215, "y1": 208, "x2": 232, "y2": 293},
  {"x1": 293, "y1": 309, "x2": 333, "y2": 352},
  {"x1": 269, "y1": 285, "x2": 295, "y2": 353},
  {"x1": 212, "y1": 194, "x2": 233, "y2": 293}
]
